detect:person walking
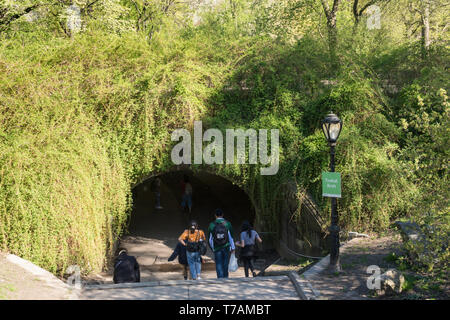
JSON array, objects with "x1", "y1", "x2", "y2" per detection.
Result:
[
  {"x1": 152, "y1": 177, "x2": 163, "y2": 210},
  {"x1": 236, "y1": 221, "x2": 262, "y2": 277},
  {"x1": 180, "y1": 175, "x2": 193, "y2": 214},
  {"x1": 178, "y1": 220, "x2": 206, "y2": 280},
  {"x1": 208, "y1": 208, "x2": 235, "y2": 278}
]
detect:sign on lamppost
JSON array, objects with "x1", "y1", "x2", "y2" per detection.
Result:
[{"x1": 322, "y1": 171, "x2": 341, "y2": 198}]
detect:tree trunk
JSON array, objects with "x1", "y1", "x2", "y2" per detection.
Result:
[
  {"x1": 421, "y1": 2, "x2": 431, "y2": 56},
  {"x1": 321, "y1": 0, "x2": 341, "y2": 71},
  {"x1": 328, "y1": 18, "x2": 338, "y2": 67}
]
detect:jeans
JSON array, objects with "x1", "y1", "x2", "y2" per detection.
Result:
[
  {"x1": 155, "y1": 192, "x2": 161, "y2": 207},
  {"x1": 186, "y1": 251, "x2": 201, "y2": 280},
  {"x1": 181, "y1": 194, "x2": 192, "y2": 210},
  {"x1": 214, "y1": 247, "x2": 230, "y2": 278}
]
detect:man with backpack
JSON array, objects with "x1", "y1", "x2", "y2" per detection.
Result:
[
  {"x1": 113, "y1": 249, "x2": 140, "y2": 284},
  {"x1": 208, "y1": 208, "x2": 235, "y2": 278}
]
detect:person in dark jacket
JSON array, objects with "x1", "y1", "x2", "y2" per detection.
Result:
[
  {"x1": 168, "y1": 242, "x2": 189, "y2": 280},
  {"x1": 168, "y1": 242, "x2": 204, "y2": 280},
  {"x1": 113, "y1": 249, "x2": 140, "y2": 284}
]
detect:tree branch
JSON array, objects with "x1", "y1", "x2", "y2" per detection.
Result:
[
  {"x1": 0, "y1": 4, "x2": 39, "y2": 30},
  {"x1": 331, "y1": 0, "x2": 342, "y2": 16},
  {"x1": 320, "y1": 0, "x2": 331, "y2": 20}
]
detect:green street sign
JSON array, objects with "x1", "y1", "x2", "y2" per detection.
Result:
[{"x1": 322, "y1": 172, "x2": 341, "y2": 198}]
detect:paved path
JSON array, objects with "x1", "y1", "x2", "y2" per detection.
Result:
[{"x1": 81, "y1": 276, "x2": 301, "y2": 300}]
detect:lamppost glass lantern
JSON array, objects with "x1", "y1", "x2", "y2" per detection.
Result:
[{"x1": 321, "y1": 112, "x2": 342, "y2": 146}]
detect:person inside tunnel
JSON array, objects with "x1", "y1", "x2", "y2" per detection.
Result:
[{"x1": 180, "y1": 174, "x2": 193, "y2": 214}]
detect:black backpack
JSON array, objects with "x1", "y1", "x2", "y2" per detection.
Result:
[
  {"x1": 213, "y1": 221, "x2": 229, "y2": 247},
  {"x1": 113, "y1": 254, "x2": 140, "y2": 284},
  {"x1": 186, "y1": 231, "x2": 200, "y2": 253}
]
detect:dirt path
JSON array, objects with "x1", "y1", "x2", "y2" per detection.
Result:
[{"x1": 304, "y1": 234, "x2": 404, "y2": 299}]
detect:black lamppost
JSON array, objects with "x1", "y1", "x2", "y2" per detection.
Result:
[{"x1": 322, "y1": 112, "x2": 343, "y2": 272}]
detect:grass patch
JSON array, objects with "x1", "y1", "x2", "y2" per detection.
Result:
[
  {"x1": 402, "y1": 274, "x2": 419, "y2": 292},
  {"x1": 0, "y1": 283, "x2": 16, "y2": 300}
]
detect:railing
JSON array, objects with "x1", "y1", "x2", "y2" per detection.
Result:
[{"x1": 299, "y1": 191, "x2": 327, "y2": 233}]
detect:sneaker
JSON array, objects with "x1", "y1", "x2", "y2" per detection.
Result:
[
  {"x1": 155, "y1": 206, "x2": 163, "y2": 210},
  {"x1": 197, "y1": 276, "x2": 201, "y2": 280},
  {"x1": 252, "y1": 272, "x2": 257, "y2": 277}
]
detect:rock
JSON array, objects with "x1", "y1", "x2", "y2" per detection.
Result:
[
  {"x1": 394, "y1": 221, "x2": 424, "y2": 243},
  {"x1": 348, "y1": 232, "x2": 358, "y2": 239},
  {"x1": 394, "y1": 220, "x2": 431, "y2": 262},
  {"x1": 376, "y1": 269, "x2": 405, "y2": 296},
  {"x1": 348, "y1": 232, "x2": 370, "y2": 240}
]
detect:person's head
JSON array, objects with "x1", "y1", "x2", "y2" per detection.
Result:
[
  {"x1": 189, "y1": 220, "x2": 198, "y2": 232},
  {"x1": 117, "y1": 248, "x2": 127, "y2": 256},
  {"x1": 241, "y1": 220, "x2": 251, "y2": 231},
  {"x1": 214, "y1": 208, "x2": 223, "y2": 219},
  {"x1": 241, "y1": 220, "x2": 252, "y2": 236}
]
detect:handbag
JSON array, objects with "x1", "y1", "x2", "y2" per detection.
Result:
[
  {"x1": 240, "y1": 244, "x2": 256, "y2": 257},
  {"x1": 186, "y1": 230, "x2": 205, "y2": 253}
]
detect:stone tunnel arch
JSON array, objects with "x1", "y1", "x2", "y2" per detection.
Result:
[
  {"x1": 115, "y1": 166, "x2": 269, "y2": 281},
  {"x1": 128, "y1": 167, "x2": 258, "y2": 241},
  {"x1": 106, "y1": 166, "x2": 328, "y2": 282}
]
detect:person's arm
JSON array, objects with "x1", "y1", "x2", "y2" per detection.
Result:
[
  {"x1": 236, "y1": 240, "x2": 245, "y2": 247},
  {"x1": 228, "y1": 222, "x2": 234, "y2": 239},
  {"x1": 179, "y1": 230, "x2": 188, "y2": 246},
  {"x1": 255, "y1": 231, "x2": 262, "y2": 243},
  {"x1": 207, "y1": 223, "x2": 214, "y2": 248},
  {"x1": 236, "y1": 232, "x2": 245, "y2": 247},
  {"x1": 208, "y1": 233, "x2": 214, "y2": 251},
  {"x1": 229, "y1": 230, "x2": 235, "y2": 251}
]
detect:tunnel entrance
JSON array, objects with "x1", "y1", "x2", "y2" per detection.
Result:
[
  {"x1": 130, "y1": 170, "x2": 256, "y2": 240},
  {"x1": 116, "y1": 169, "x2": 258, "y2": 281}
]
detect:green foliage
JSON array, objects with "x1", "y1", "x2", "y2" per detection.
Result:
[{"x1": 0, "y1": 0, "x2": 448, "y2": 276}]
